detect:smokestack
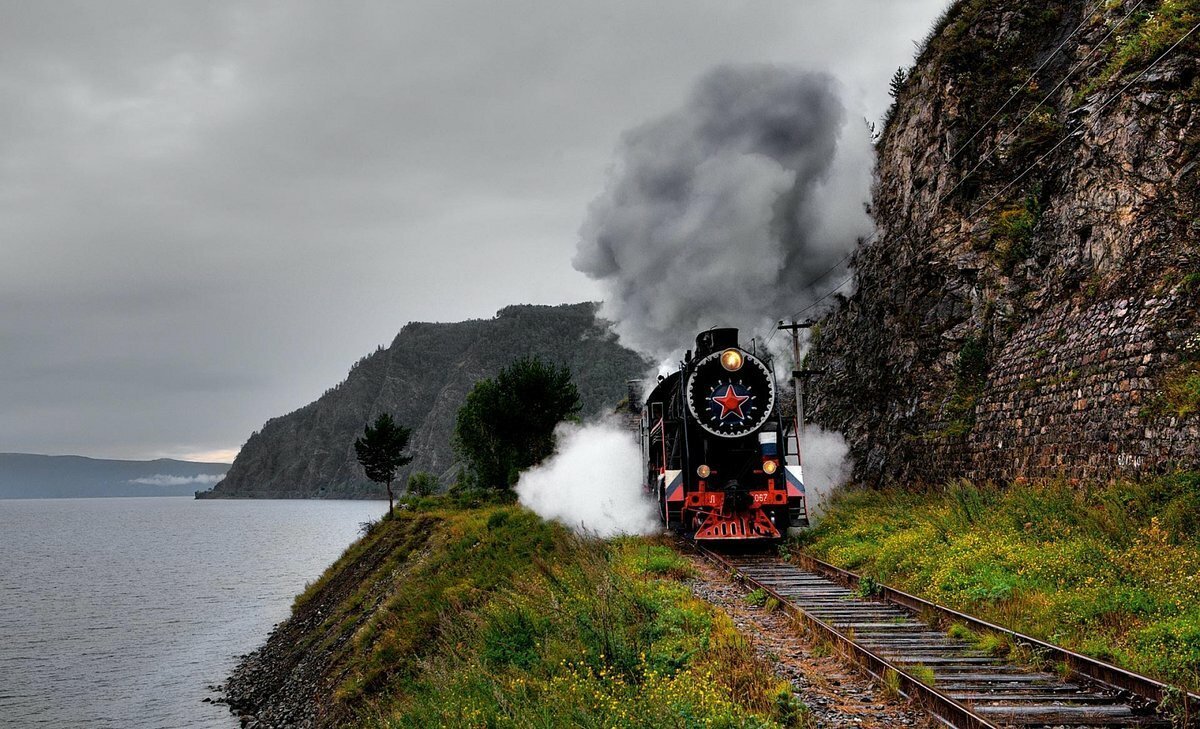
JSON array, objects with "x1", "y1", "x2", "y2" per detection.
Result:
[{"x1": 626, "y1": 379, "x2": 643, "y2": 412}]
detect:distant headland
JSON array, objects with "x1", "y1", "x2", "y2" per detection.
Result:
[{"x1": 0, "y1": 453, "x2": 229, "y2": 499}]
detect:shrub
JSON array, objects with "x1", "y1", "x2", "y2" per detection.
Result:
[
  {"x1": 1162, "y1": 363, "x2": 1200, "y2": 418},
  {"x1": 773, "y1": 687, "x2": 814, "y2": 728},
  {"x1": 406, "y1": 471, "x2": 439, "y2": 496},
  {"x1": 932, "y1": 336, "x2": 989, "y2": 439}
]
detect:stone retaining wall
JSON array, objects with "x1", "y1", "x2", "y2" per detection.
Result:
[{"x1": 922, "y1": 288, "x2": 1198, "y2": 482}]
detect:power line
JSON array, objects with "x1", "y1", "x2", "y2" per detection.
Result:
[
  {"x1": 779, "y1": 17, "x2": 1200, "y2": 327},
  {"x1": 967, "y1": 17, "x2": 1200, "y2": 222},
  {"x1": 947, "y1": 0, "x2": 1110, "y2": 164},
  {"x1": 750, "y1": 4, "x2": 1118, "y2": 347},
  {"x1": 940, "y1": 0, "x2": 1147, "y2": 204}
]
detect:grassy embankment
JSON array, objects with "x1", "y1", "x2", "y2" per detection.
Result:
[
  {"x1": 293, "y1": 497, "x2": 809, "y2": 728},
  {"x1": 793, "y1": 474, "x2": 1200, "y2": 691}
]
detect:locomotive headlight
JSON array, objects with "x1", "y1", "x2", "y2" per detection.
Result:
[
  {"x1": 762, "y1": 459, "x2": 778, "y2": 475},
  {"x1": 720, "y1": 349, "x2": 744, "y2": 372},
  {"x1": 697, "y1": 464, "x2": 711, "y2": 478}
]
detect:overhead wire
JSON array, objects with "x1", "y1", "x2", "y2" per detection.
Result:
[
  {"x1": 945, "y1": 0, "x2": 1111, "y2": 164},
  {"x1": 777, "y1": 14, "x2": 1200, "y2": 327},
  {"x1": 752, "y1": 1, "x2": 1117, "y2": 349},
  {"x1": 938, "y1": 0, "x2": 1146, "y2": 204},
  {"x1": 768, "y1": 4, "x2": 1190, "y2": 340}
]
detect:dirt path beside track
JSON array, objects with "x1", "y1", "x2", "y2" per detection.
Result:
[{"x1": 686, "y1": 554, "x2": 937, "y2": 729}]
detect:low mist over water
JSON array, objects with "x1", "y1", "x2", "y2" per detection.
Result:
[{"x1": 0, "y1": 497, "x2": 386, "y2": 728}]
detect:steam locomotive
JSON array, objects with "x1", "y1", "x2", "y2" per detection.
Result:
[{"x1": 640, "y1": 328, "x2": 808, "y2": 543}]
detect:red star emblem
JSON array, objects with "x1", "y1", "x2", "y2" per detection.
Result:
[{"x1": 712, "y1": 384, "x2": 750, "y2": 420}]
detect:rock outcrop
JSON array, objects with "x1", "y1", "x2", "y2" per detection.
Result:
[
  {"x1": 808, "y1": 0, "x2": 1200, "y2": 485},
  {"x1": 200, "y1": 303, "x2": 647, "y2": 498}
]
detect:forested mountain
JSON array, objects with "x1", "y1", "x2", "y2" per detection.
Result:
[{"x1": 199, "y1": 303, "x2": 647, "y2": 499}]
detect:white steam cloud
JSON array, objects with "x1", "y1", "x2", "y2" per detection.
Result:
[
  {"x1": 797, "y1": 426, "x2": 851, "y2": 521},
  {"x1": 129, "y1": 473, "x2": 225, "y2": 486},
  {"x1": 516, "y1": 420, "x2": 660, "y2": 538},
  {"x1": 575, "y1": 64, "x2": 873, "y2": 360}
]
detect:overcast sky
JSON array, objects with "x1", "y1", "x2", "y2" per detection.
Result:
[{"x1": 1, "y1": 0, "x2": 947, "y2": 462}]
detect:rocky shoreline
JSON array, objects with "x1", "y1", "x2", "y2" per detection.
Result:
[{"x1": 212, "y1": 520, "x2": 423, "y2": 728}]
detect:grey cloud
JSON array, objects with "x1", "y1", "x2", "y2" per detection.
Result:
[{"x1": 0, "y1": 0, "x2": 948, "y2": 458}]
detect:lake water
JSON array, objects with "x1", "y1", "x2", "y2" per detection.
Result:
[{"x1": 0, "y1": 497, "x2": 387, "y2": 728}]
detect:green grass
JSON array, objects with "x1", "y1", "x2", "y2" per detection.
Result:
[
  {"x1": 1075, "y1": 0, "x2": 1200, "y2": 103},
  {"x1": 989, "y1": 197, "x2": 1039, "y2": 272},
  {"x1": 744, "y1": 588, "x2": 769, "y2": 607},
  {"x1": 292, "y1": 501, "x2": 802, "y2": 728},
  {"x1": 908, "y1": 663, "x2": 937, "y2": 686},
  {"x1": 1162, "y1": 363, "x2": 1200, "y2": 418},
  {"x1": 947, "y1": 622, "x2": 977, "y2": 642},
  {"x1": 792, "y1": 475, "x2": 1200, "y2": 691}
]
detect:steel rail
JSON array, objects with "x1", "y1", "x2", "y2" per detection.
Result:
[
  {"x1": 696, "y1": 546, "x2": 999, "y2": 729},
  {"x1": 788, "y1": 550, "x2": 1200, "y2": 720},
  {"x1": 695, "y1": 545, "x2": 1196, "y2": 728}
]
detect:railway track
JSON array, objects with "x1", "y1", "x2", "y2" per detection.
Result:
[{"x1": 697, "y1": 548, "x2": 1200, "y2": 729}]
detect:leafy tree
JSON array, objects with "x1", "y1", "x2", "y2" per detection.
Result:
[
  {"x1": 407, "y1": 471, "x2": 438, "y2": 497},
  {"x1": 454, "y1": 356, "x2": 581, "y2": 490},
  {"x1": 354, "y1": 413, "x2": 412, "y2": 517}
]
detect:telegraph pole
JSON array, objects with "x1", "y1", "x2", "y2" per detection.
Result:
[{"x1": 777, "y1": 319, "x2": 822, "y2": 467}]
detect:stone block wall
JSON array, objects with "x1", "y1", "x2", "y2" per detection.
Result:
[{"x1": 922, "y1": 288, "x2": 1199, "y2": 483}]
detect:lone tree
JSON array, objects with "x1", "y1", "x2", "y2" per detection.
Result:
[
  {"x1": 354, "y1": 413, "x2": 412, "y2": 517},
  {"x1": 453, "y1": 356, "x2": 580, "y2": 490}
]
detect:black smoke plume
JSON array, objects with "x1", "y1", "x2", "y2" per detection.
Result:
[{"x1": 574, "y1": 65, "x2": 872, "y2": 359}]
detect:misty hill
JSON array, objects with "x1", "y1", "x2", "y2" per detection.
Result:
[
  {"x1": 0, "y1": 453, "x2": 229, "y2": 499},
  {"x1": 200, "y1": 303, "x2": 648, "y2": 499},
  {"x1": 807, "y1": 0, "x2": 1200, "y2": 485}
]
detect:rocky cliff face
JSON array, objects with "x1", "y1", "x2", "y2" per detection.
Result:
[
  {"x1": 200, "y1": 303, "x2": 647, "y2": 498},
  {"x1": 808, "y1": 0, "x2": 1200, "y2": 485}
]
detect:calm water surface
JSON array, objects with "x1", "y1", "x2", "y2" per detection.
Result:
[{"x1": 0, "y1": 497, "x2": 387, "y2": 728}]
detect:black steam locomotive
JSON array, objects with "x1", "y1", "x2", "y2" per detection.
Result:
[{"x1": 640, "y1": 328, "x2": 808, "y2": 543}]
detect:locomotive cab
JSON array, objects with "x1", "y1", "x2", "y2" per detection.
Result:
[{"x1": 641, "y1": 328, "x2": 808, "y2": 544}]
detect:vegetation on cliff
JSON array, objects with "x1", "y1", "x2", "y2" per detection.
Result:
[
  {"x1": 809, "y1": 0, "x2": 1200, "y2": 485},
  {"x1": 232, "y1": 501, "x2": 807, "y2": 728},
  {"x1": 793, "y1": 474, "x2": 1200, "y2": 691}
]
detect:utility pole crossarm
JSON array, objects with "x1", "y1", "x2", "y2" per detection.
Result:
[{"x1": 793, "y1": 369, "x2": 826, "y2": 378}]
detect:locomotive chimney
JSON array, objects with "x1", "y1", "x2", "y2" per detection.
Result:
[
  {"x1": 625, "y1": 379, "x2": 643, "y2": 413},
  {"x1": 695, "y1": 328, "x2": 740, "y2": 357}
]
